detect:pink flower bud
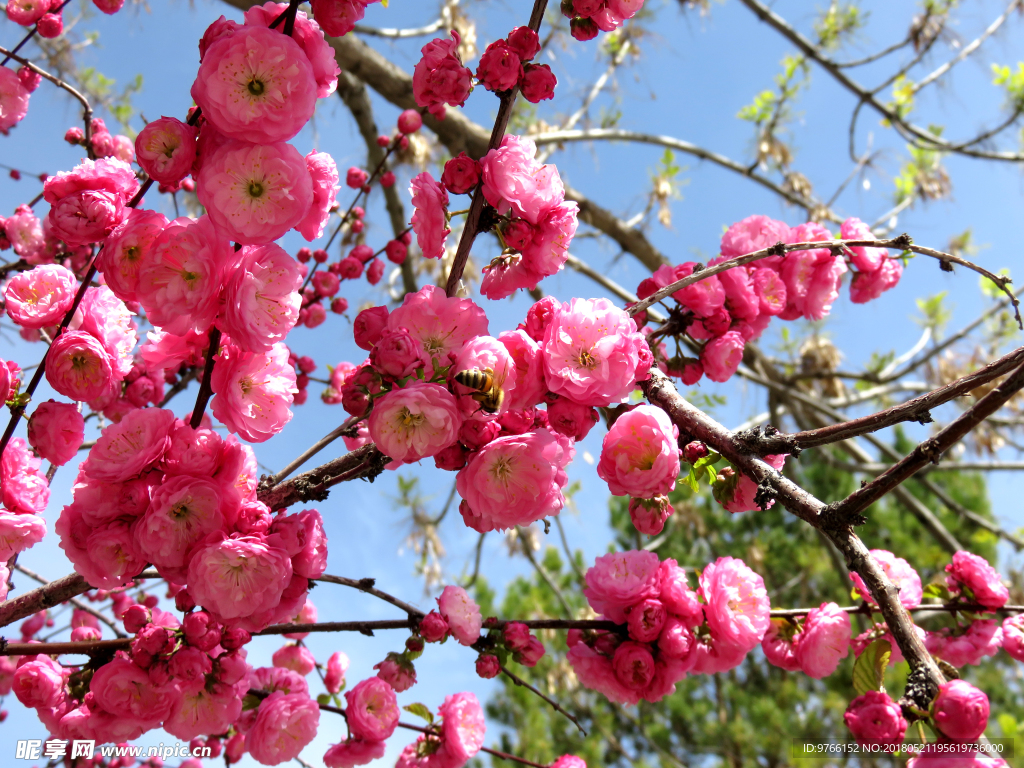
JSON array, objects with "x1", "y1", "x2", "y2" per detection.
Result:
[
  {"x1": 628, "y1": 496, "x2": 673, "y2": 535},
  {"x1": 419, "y1": 610, "x2": 449, "y2": 643},
  {"x1": 37, "y1": 11, "x2": 63, "y2": 38},
  {"x1": 507, "y1": 26, "x2": 540, "y2": 61},
  {"x1": 570, "y1": 17, "x2": 599, "y2": 41},
  {"x1": 844, "y1": 690, "x2": 907, "y2": 745},
  {"x1": 379, "y1": 171, "x2": 395, "y2": 188},
  {"x1": 331, "y1": 296, "x2": 349, "y2": 315},
  {"x1": 377, "y1": 134, "x2": 391, "y2": 147},
  {"x1": 397, "y1": 109, "x2": 423, "y2": 134},
  {"x1": 304, "y1": 303, "x2": 327, "y2": 328},
  {"x1": 547, "y1": 397, "x2": 599, "y2": 442},
  {"x1": 313, "y1": 248, "x2": 329, "y2": 263},
  {"x1": 346, "y1": 167, "x2": 369, "y2": 188},
  {"x1": 435, "y1": 443, "x2": 469, "y2": 471},
  {"x1": 353, "y1": 306, "x2": 389, "y2": 349},
  {"x1": 296, "y1": 247, "x2": 312, "y2": 263},
  {"x1": 441, "y1": 153, "x2": 482, "y2": 195},
  {"x1": 385, "y1": 239, "x2": 408, "y2": 264},
  {"x1": 64, "y1": 126, "x2": 84, "y2": 144},
  {"x1": 313, "y1": 270, "x2": 341, "y2": 298},
  {"x1": 338, "y1": 256, "x2": 363, "y2": 279},
  {"x1": 370, "y1": 328, "x2": 427, "y2": 379},
  {"x1": 683, "y1": 441, "x2": 709, "y2": 464},
  {"x1": 367, "y1": 260, "x2": 385, "y2": 285},
  {"x1": 16, "y1": 66, "x2": 40, "y2": 92},
  {"x1": 933, "y1": 680, "x2": 989, "y2": 742},
  {"x1": 520, "y1": 63, "x2": 557, "y2": 103},
  {"x1": 476, "y1": 654, "x2": 500, "y2": 678},
  {"x1": 122, "y1": 604, "x2": 151, "y2": 634},
  {"x1": 373, "y1": 656, "x2": 417, "y2": 692}
]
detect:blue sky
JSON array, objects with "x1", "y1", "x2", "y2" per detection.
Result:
[{"x1": 1, "y1": 0, "x2": 1023, "y2": 765}]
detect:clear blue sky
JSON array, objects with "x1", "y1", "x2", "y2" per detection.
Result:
[{"x1": 1, "y1": 0, "x2": 1022, "y2": 765}]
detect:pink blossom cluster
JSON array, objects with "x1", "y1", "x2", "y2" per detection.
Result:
[
  {"x1": 391, "y1": 692, "x2": 486, "y2": 768},
  {"x1": 55, "y1": 407, "x2": 326, "y2": 632},
  {"x1": 567, "y1": 551, "x2": 769, "y2": 704},
  {"x1": 0, "y1": 65, "x2": 31, "y2": 135},
  {"x1": 0, "y1": 436, "x2": 49, "y2": 588},
  {"x1": 62, "y1": 117, "x2": 135, "y2": 164},
  {"x1": 710, "y1": 453, "x2": 787, "y2": 514},
  {"x1": 636, "y1": 215, "x2": 903, "y2": 386},
  {"x1": 412, "y1": 31, "x2": 474, "y2": 119},
  {"x1": 945, "y1": 550, "x2": 1009, "y2": 610},
  {"x1": 560, "y1": 0, "x2": 646, "y2": 42},
  {"x1": 0, "y1": 204, "x2": 59, "y2": 265},
  {"x1": 475, "y1": 620, "x2": 546, "y2": 678},
  {"x1": 476, "y1": 27, "x2": 557, "y2": 103},
  {"x1": 5, "y1": 0, "x2": 68, "y2": 39},
  {"x1": 761, "y1": 602, "x2": 851, "y2": 678},
  {"x1": 309, "y1": 0, "x2": 381, "y2": 38}
]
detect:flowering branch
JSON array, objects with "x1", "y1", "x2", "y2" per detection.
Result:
[{"x1": 188, "y1": 326, "x2": 222, "y2": 429}]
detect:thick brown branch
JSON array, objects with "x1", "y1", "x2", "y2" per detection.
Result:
[
  {"x1": 256, "y1": 442, "x2": 390, "y2": 510},
  {"x1": 0, "y1": 572, "x2": 90, "y2": 629}
]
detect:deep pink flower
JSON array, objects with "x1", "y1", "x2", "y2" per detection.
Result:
[
  {"x1": 1004, "y1": 615, "x2": 1024, "y2": 662},
  {"x1": 849, "y1": 550, "x2": 922, "y2": 609},
  {"x1": 412, "y1": 30, "x2": 473, "y2": 119},
  {"x1": 296, "y1": 150, "x2": 340, "y2": 241},
  {"x1": 441, "y1": 152, "x2": 481, "y2": 194},
  {"x1": 410, "y1": 172, "x2": 450, "y2": 260},
  {"x1": 247, "y1": 691, "x2": 320, "y2": 765},
  {"x1": 368, "y1": 381, "x2": 461, "y2": 465},
  {"x1": 628, "y1": 496, "x2": 672, "y2": 536},
  {"x1": 700, "y1": 330, "x2": 745, "y2": 383},
  {"x1": 850, "y1": 257, "x2": 903, "y2": 303},
  {"x1": 481, "y1": 135, "x2": 564, "y2": 225},
  {"x1": 795, "y1": 602, "x2": 850, "y2": 679},
  {"x1": 45, "y1": 330, "x2": 116, "y2": 402},
  {"x1": 761, "y1": 620, "x2": 800, "y2": 671},
  {"x1": 345, "y1": 677, "x2": 399, "y2": 741},
  {"x1": 612, "y1": 640, "x2": 655, "y2": 691},
  {"x1": 5, "y1": 0, "x2": 49, "y2": 27},
  {"x1": 476, "y1": 39, "x2": 522, "y2": 92},
  {"x1": 946, "y1": 550, "x2": 1009, "y2": 610},
  {"x1": 309, "y1": 0, "x2": 378, "y2": 38},
  {"x1": 521, "y1": 63, "x2": 557, "y2": 103},
  {"x1": 370, "y1": 326, "x2": 428, "y2": 379},
  {"x1": 99, "y1": 208, "x2": 169, "y2": 303},
  {"x1": 192, "y1": 25, "x2": 317, "y2": 143},
  {"x1": 0, "y1": 66, "x2": 29, "y2": 135},
  {"x1": 840, "y1": 217, "x2": 886, "y2": 272},
  {"x1": 700, "y1": 556, "x2": 770, "y2": 652},
  {"x1": 211, "y1": 342, "x2": 298, "y2": 443},
  {"x1": 387, "y1": 285, "x2": 489, "y2": 374},
  {"x1": 933, "y1": 680, "x2": 989, "y2": 742},
  {"x1": 548, "y1": 396, "x2": 599, "y2": 442},
  {"x1": 551, "y1": 757, "x2": 586, "y2": 768},
  {"x1": 135, "y1": 117, "x2": 198, "y2": 185},
  {"x1": 27, "y1": 399, "x2": 84, "y2": 466},
  {"x1": 220, "y1": 243, "x2": 302, "y2": 353},
  {"x1": 498, "y1": 329, "x2": 546, "y2": 411},
  {"x1": 197, "y1": 140, "x2": 314, "y2": 245},
  {"x1": 598, "y1": 404, "x2": 680, "y2": 498},
  {"x1": 244, "y1": 2, "x2": 341, "y2": 98},
  {"x1": 583, "y1": 550, "x2": 661, "y2": 624},
  {"x1": 437, "y1": 585, "x2": 482, "y2": 646},
  {"x1": 844, "y1": 690, "x2": 907, "y2": 745},
  {"x1": 457, "y1": 429, "x2": 573, "y2": 532}
]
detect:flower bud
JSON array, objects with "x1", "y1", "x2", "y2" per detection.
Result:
[
  {"x1": 385, "y1": 239, "x2": 408, "y2": 264},
  {"x1": 933, "y1": 680, "x2": 989, "y2": 742},
  {"x1": 397, "y1": 109, "x2": 423, "y2": 134},
  {"x1": 683, "y1": 441, "x2": 709, "y2": 464},
  {"x1": 419, "y1": 611, "x2": 449, "y2": 643},
  {"x1": 346, "y1": 167, "x2": 369, "y2": 188},
  {"x1": 476, "y1": 654, "x2": 500, "y2": 679}
]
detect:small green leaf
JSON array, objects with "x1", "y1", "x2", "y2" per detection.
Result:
[
  {"x1": 921, "y1": 582, "x2": 951, "y2": 601},
  {"x1": 685, "y1": 467, "x2": 699, "y2": 493},
  {"x1": 316, "y1": 693, "x2": 331, "y2": 706},
  {"x1": 403, "y1": 703, "x2": 434, "y2": 724},
  {"x1": 852, "y1": 639, "x2": 891, "y2": 696},
  {"x1": 242, "y1": 693, "x2": 263, "y2": 711},
  {"x1": 997, "y1": 713, "x2": 1018, "y2": 737}
]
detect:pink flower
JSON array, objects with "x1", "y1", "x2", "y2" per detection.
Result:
[
  {"x1": 542, "y1": 298, "x2": 648, "y2": 407},
  {"x1": 720, "y1": 215, "x2": 790, "y2": 260},
  {"x1": 370, "y1": 327, "x2": 428, "y2": 379},
  {"x1": 368, "y1": 381, "x2": 461, "y2": 465},
  {"x1": 99, "y1": 208, "x2": 169, "y2": 304},
  {"x1": 296, "y1": 150, "x2": 340, "y2": 241},
  {"x1": 324, "y1": 739, "x2": 386, "y2": 768},
  {"x1": 254, "y1": 665, "x2": 308, "y2": 696},
  {"x1": 164, "y1": 683, "x2": 245, "y2": 741},
  {"x1": 75, "y1": 285, "x2": 137, "y2": 377},
  {"x1": 933, "y1": 680, "x2": 989, "y2": 742},
  {"x1": 437, "y1": 585, "x2": 482, "y2": 645},
  {"x1": 626, "y1": 598, "x2": 666, "y2": 643},
  {"x1": 4, "y1": 205, "x2": 45, "y2": 260},
  {"x1": 701, "y1": 330, "x2": 745, "y2": 383},
  {"x1": 480, "y1": 253, "x2": 546, "y2": 300},
  {"x1": 927, "y1": 619, "x2": 1002, "y2": 668},
  {"x1": 1003, "y1": 615, "x2": 1024, "y2": 662},
  {"x1": 850, "y1": 257, "x2": 903, "y2": 304},
  {"x1": 565, "y1": 641, "x2": 635, "y2": 704},
  {"x1": 192, "y1": 25, "x2": 317, "y2": 144},
  {"x1": 700, "y1": 556, "x2": 770, "y2": 652},
  {"x1": 441, "y1": 153, "x2": 481, "y2": 194},
  {"x1": 387, "y1": 286, "x2": 489, "y2": 374},
  {"x1": 244, "y1": 2, "x2": 341, "y2": 98},
  {"x1": 419, "y1": 610, "x2": 449, "y2": 642},
  {"x1": 598, "y1": 404, "x2": 680, "y2": 498},
  {"x1": 0, "y1": 66, "x2": 29, "y2": 135},
  {"x1": 27, "y1": 399, "x2": 84, "y2": 466},
  {"x1": 946, "y1": 550, "x2": 1008, "y2": 610},
  {"x1": 12, "y1": 656, "x2": 65, "y2": 709},
  {"x1": 523, "y1": 295, "x2": 560, "y2": 341},
  {"x1": 497, "y1": 330, "x2": 546, "y2": 410},
  {"x1": 83, "y1": 406, "x2": 174, "y2": 481},
  {"x1": 552, "y1": 757, "x2": 586, "y2": 768},
  {"x1": 344, "y1": 677, "x2": 399, "y2": 741},
  {"x1": 548, "y1": 396, "x2": 599, "y2": 442},
  {"x1": 451, "y1": 335, "x2": 518, "y2": 418},
  {"x1": 324, "y1": 650, "x2": 349, "y2": 694},
  {"x1": 268, "y1": 508, "x2": 328, "y2": 579},
  {"x1": 5, "y1": 264, "x2": 77, "y2": 329},
  {"x1": 354, "y1": 306, "x2": 388, "y2": 349},
  {"x1": 476, "y1": 39, "x2": 522, "y2": 92},
  {"x1": 247, "y1": 692, "x2": 320, "y2": 765},
  {"x1": 0, "y1": 510, "x2": 46, "y2": 561},
  {"x1": 583, "y1": 550, "x2": 661, "y2": 624},
  {"x1": 751, "y1": 266, "x2": 787, "y2": 315},
  {"x1": 840, "y1": 217, "x2": 886, "y2": 272},
  {"x1": 135, "y1": 117, "x2": 198, "y2": 185},
  {"x1": 187, "y1": 533, "x2": 293, "y2": 625},
  {"x1": 309, "y1": 0, "x2": 378, "y2": 38},
  {"x1": 90, "y1": 657, "x2": 175, "y2": 725},
  {"x1": 220, "y1": 243, "x2": 302, "y2": 353},
  {"x1": 56, "y1": 504, "x2": 147, "y2": 589},
  {"x1": 197, "y1": 140, "x2": 314, "y2": 245},
  {"x1": 849, "y1": 550, "x2": 922, "y2": 609},
  {"x1": 138, "y1": 215, "x2": 231, "y2": 336},
  {"x1": 794, "y1": 602, "x2": 850, "y2": 678},
  {"x1": 521, "y1": 63, "x2": 557, "y2": 103},
  {"x1": 481, "y1": 135, "x2": 564, "y2": 225},
  {"x1": 761, "y1": 620, "x2": 800, "y2": 671},
  {"x1": 519, "y1": 201, "x2": 577, "y2": 282},
  {"x1": 272, "y1": 644, "x2": 316, "y2": 676},
  {"x1": 713, "y1": 454, "x2": 786, "y2": 514},
  {"x1": 412, "y1": 30, "x2": 473, "y2": 119},
  {"x1": 612, "y1": 640, "x2": 655, "y2": 691},
  {"x1": 374, "y1": 655, "x2": 417, "y2": 691},
  {"x1": 410, "y1": 172, "x2": 450, "y2": 260},
  {"x1": 45, "y1": 330, "x2": 116, "y2": 402},
  {"x1": 211, "y1": 342, "x2": 298, "y2": 443},
  {"x1": 6, "y1": 0, "x2": 49, "y2": 26},
  {"x1": 709, "y1": 258, "x2": 760, "y2": 322},
  {"x1": 844, "y1": 690, "x2": 907, "y2": 745},
  {"x1": 43, "y1": 157, "x2": 139, "y2": 246},
  {"x1": 457, "y1": 429, "x2": 573, "y2": 532},
  {"x1": 803, "y1": 255, "x2": 848, "y2": 320},
  {"x1": 437, "y1": 691, "x2": 486, "y2": 766}
]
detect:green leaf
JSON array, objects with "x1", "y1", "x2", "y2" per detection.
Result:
[
  {"x1": 403, "y1": 703, "x2": 434, "y2": 724},
  {"x1": 921, "y1": 582, "x2": 951, "y2": 601},
  {"x1": 242, "y1": 693, "x2": 263, "y2": 711},
  {"x1": 997, "y1": 713, "x2": 1018, "y2": 737},
  {"x1": 852, "y1": 639, "x2": 891, "y2": 696},
  {"x1": 980, "y1": 268, "x2": 1011, "y2": 299},
  {"x1": 685, "y1": 467, "x2": 700, "y2": 493},
  {"x1": 316, "y1": 693, "x2": 331, "y2": 706}
]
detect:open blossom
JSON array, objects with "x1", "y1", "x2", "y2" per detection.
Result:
[
  {"x1": 795, "y1": 602, "x2": 850, "y2": 678},
  {"x1": 410, "y1": 172, "x2": 450, "y2": 259},
  {"x1": 700, "y1": 556, "x2": 770, "y2": 652},
  {"x1": 134, "y1": 117, "x2": 198, "y2": 185},
  {"x1": 457, "y1": 429, "x2": 573, "y2": 532},
  {"x1": 946, "y1": 550, "x2": 1008, "y2": 610},
  {"x1": 345, "y1": 677, "x2": 399, "y2": 741},
  {"x1": 370, "y1": 327, "x2": 428, "y2": 379},
  {"x1": 89, "y1": 657, "x2": 175, "y2": 727},
  {"x1": 56, "y1": 504, "x2": 148, "y2": 589},
  {"x1": 45, "y1": 330, "x2": 116, "y2": 402},
  {"x1": 296, "y1": 150, "x2": 340, "y2": 241},
  {"x1": 1, "y1": 437, "x2": 48, "y2": 515},
  {"x1": 83, "y1": 406, "x2": 174, "y2": 481},
  {"x1": 844, "y1": 690, "x2": 907, "y2": 745},
  {"x1": 197, "y1": 140, "x2": 314, "y2": 245},
  {"x1": 12, "y1": 656, "x2": 65, "y2": 709},
  {"x1": 0, "y1": 66, "x2": 30, "y2": 135},
  {"x1": 76, "y1": 285, "x2": 137, "y2": 377},
  {"x1": 211, "y1": 342, "x2": 297, "y2": 443},
  {"x1": 4, "y1": 205, "x2": 45, "y2": 260},
  {"x1": 247, "y1": 692, "x2": 319, "y2": 766},
  {"x1": 926, "y1": 619, "x2": 1002, "y2": 668},
  {"x1": 701, "y1": 330, "x2": 745, "y2": 383},
  {"x1": 310, "y1": 0, "x2": 380, "y2": 38},
  {"x1": 27, "y1": 400, "x2": 84, "y2": 466},
  {"x1": 598, "y1": 404, "x2": 680, "y2": 498},
  {"x1": 850, "y1": 257, "x2": 903, "y2": 304},
  {"x1": 583, "y1": 550, "x2": 661, "y2": 624},
  {"x1": 412, "y1": 30, "x2": 473, "y2": 119},
  {"x1": 5, "y1": 264, "x2": 77, "y2": 329},
  {"x1": 542, "y1": 298, "x2": 649, "y2": 407},
  {"x1": 481, "y1": 135, "x2": 564, "y2": 225},
  {"x1": 220, "y1": 243, "x2": 302, "y2": 353},
  {"x1": 437, "y1": 692, "x2": 486, "y2": 767},
  {"x1": 324, "y1": 738, "x2": 386, "y2": 768},
  {"x1": 933, "y1": 679, "x2": 989, "y2": 742},
  {"x1": 437, "y1": 585, "x2": 482, "y2": 645},
  {"x1": 138, "y1": 215, "x2": 232, "y2": 336},
  {"x1": 0, "y1": 510, "x2": 47, "y2": 561},
  {"x1": 244, "y1": 3, "x2": 341, "y2": 98},
  {"x1": 43, "y1": 157, "x2": 139, "y2": 246},
  {"x1": 369, "y1": 382, "x2": 461, "y2": 465},
  {"x1": 713, "y1": 454, "x2": 786, "y2": 514},
  {"x1": 840, "y1": 217, "x2": 886, "y2": 272},
  {"x1": 191, "y1": 25, "x2": 317, "y2": 144},
  {"x1": 99, "y1": 208, "x2": 169, "y2": 303},
  {"x1": 451, "y1": 335, "x2": 518, "y2": 418},
  {"x1": 849, "y1": 550, "x2": 922, "y2": 609},
  {"x1": 188, "y1": 532, "x2": 293, "y2": 624},
  {"x1": 387, "y1": 285, "x2": 489, "y2": 373}
]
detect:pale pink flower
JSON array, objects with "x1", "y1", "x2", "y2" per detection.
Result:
[
  {"x1": 597, "y1": 404, "x2": 680, "y2": 498},
  {"x1": 583, "y1": 550, "x2": 661, "y2": 624},
  {"x1": 688, "y1": 630, "x2": 749, "y2": 675},
  {"x1": 197, "y1": 140, "x2": 314, "y2": 245},
  {"x1": 0, "y1": 510, "x2": 46, "y2": 561},
  {"x1": 542, "y1": 297, "x2": 648, "y2": 407},
  {"x1": 946, "y1": 550, "x2": 1008, "y2": 610},
  {"x1": 99, "y1": 208, "x2": 169, "y2": 303},
  {"x1": 4, "y1": 205, "x2": 45, "y2": 260},
  {"x1": 457, "y1": 429, "x2": 573, "y2": 532},
  {"x1": 849, "y1": 549, "x2": 922, "y2": 609},
  {"x1": 410, "y1": 172, "x2": 450, "y2": 260},
  {"x1": 551, "y1": 756, "x2": 587, "y2": 768},
  {"x1": 191, "y1": 25, "x2": 317, "y2": 143},
  {"x1": 5, "y1": 264, "x2": 77, "y2": 329},
  {"x1": 283, "y1": 596, "x2": 318, "y2": 640},
  {"x1": 138, "y1": 215, "x2": 232, "y2": 336},
  {"x1": 721, "y1": 215, "x2": 791, "y2": 260},
  {"x1": 933, "y1": 679, "x2": 989, "y2": 742},
  {"x1": 438, "y1": 691, "x2": 486, "y2": 766},
  {"x1": 324, "y1": 739, "x2": 386, "y2": 768},
  {"x1": 412, "y1": 30, "x2": 473, "y2": 119},
  {"x1": 0, "y1": 66, "x2": 30, "y2": 135},
  {"x1": 844, "y1": 690, "x2": 907, "y2": 746},
  {"x1": 253, "y1": 665, "x2": 309, "y2": 697},
  {"x1": 481, "y1": 135, "x2": 564, "y2": 225},
  {"x1": 134, "y1": 117, "x2": 198, "y2": 185},
  {"x1": 850, "y1": 257, "x2": 902, "y2": 304},
  {"x1": 368, "y1": 381, "x2": 461, "y2": 465},
  {"x1": 751, "y1": 266, "x2": 787, "y2": 315},
  {"x1": 309, "y1": 0, "x2": 378, "y2": 39},
  {"x1": 324, "y1": 650, "x2": 349, "y2": 694},
  {"x1": 272, "y1": 644, "x2": 317, "y2": 676},
  {"x1": 926, "y1": 619, "x2": 1001, "y2": 668},
  {"x1": 139, "y1": 328, "x2": 210, "y2": 371},
  {"x1": 211, "y1": 342, "x2": 297, "y2": 443},
  {"x1": 794, "y1": 602, "x2": 850, "y2": 678},
  {"x1": 27, "y1": 399, "x2": 84, "y2": 466},
  {"x1": 83, "y1": 406, "x2": 174, "y2": 481},
  {"x1": 803, "y1": 255, "x2": 848, "y2": 320},
  {"x1": 701, "y1": 330, "x2": 745, "y2": 383},
  {"x1": 244, "y1": 2, "x2": 341, "y2": 98},
  {"x1": 45, "y1": 330, "x2": 116, "y2": 402},
  {"x1": 220, "y1": 243, "x2": 302, "y2": 353},
  {"x1": 75, "y1": 285, "x2": 137, "y2": 377},
  {"x1": 296, "y1": 150, "x2": 340, "y2": 241},
  {"x1": 700, "y1": 556, "x2": 770, "y2": 652},
  {"x1": 187, "y1": 533, "x2": 293, "y2": 624},
  {"x1": 387, "y1": 286, "x2": 489, "y2": 374},
  {"x1": 761, "y1": 620, "x2": 800, "y2": 671},
  {"x1": 437, "y1": 585, "x2": 482, "y2": 645},
  {"x1": 344, "y1": 677, "x2": 399, "y2": 741},
  {"x1": 55, "y1": 503, "x2": 147, "y2": 589},
  {"x1": 840, "y1": 217, "x2": 886, "y2": 272},
  {"x1": 451, "y1": 335, "x2": 518, "y2": 418}
]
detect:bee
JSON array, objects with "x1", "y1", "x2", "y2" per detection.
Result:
[{"x1": 454, "y1": 367, "x2": 507, "y2": 414}]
